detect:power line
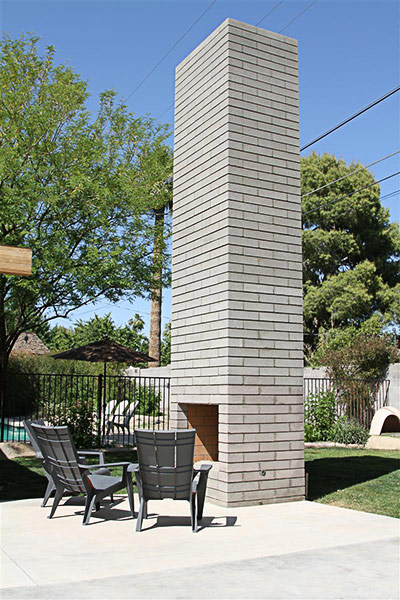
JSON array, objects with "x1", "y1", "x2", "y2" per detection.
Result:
[
  {"x1": 256, "y1": 0, "x2": 284, "y2": 26},
  {"x1": 302, "y1": 171, "x2": 400, "y2": 217},
  {"x1": 126, "y1": 0, "x2": 216, "y2": 101},
  {"x1": 157, "y1": 1, "x2": 318, "y2": 122},
  {"x1": 301, "y1": 85, "x2": 400, "y2": 152},
  {"x1": 157, "y1": 0, "x2": 286, "y2": 121},
  {"x1": 302, "y1": 150, "x2": 400, "y2": 198},
  {"x1": 157, "y1": 102, "x2": 174, "y2": 121},
  {"x1": 279, "y1": 0, "x2": 318, "y2": 33},
  {"x1": 380, "y1": 189, "x2": 400, "y2": 202}
]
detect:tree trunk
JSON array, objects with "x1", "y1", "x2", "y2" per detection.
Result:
[{"x1": 148, "y1": 207, "x2": 165, "y2": 368}]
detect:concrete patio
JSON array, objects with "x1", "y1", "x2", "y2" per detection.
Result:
[{"x1": 1, "y1": 495, "x2": 399, "y2": 599}]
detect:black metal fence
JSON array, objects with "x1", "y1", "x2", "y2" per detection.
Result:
[
  {"x1": 0, "y1": 372, "x2": 170, "y2": 446},
  {"x1": 1, "y1": 372, "x2": 391, "y2": 444},
  {"x1": 304, "y1": 377, "x2": 390, "y2": 430}
]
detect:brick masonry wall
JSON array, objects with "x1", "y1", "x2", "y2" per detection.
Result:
[{"x1": 171, "y1": 18, "x2": 304, "y2": 506}]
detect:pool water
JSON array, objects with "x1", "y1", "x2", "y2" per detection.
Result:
[{"x1": 0, "y1": 422, "x2": 27, "y2": 442}]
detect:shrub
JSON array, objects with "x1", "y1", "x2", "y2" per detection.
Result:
[
  {"x1": 304, "y1": 390, "x2": 337, "y2": 442},
  {"x1": 110, "y1": 379, "x2": 162, "y2": 417},
  {"x1": 53, "y1": 399, "x2": 97, "y2": 448},
  {"x1": 324, "y1": 333, "x2": 397, "y2": 382},
  {"x1": 331, "y1": 417, "x2": 369, "y2": 446},
  {"x1": 3, "y1": 371, "x2": 40, "y2": 417},
  {"x1": 133, "y1": 385, "x2": 161, "y2": 415}
]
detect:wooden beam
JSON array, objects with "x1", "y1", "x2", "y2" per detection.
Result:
[{"x1": 0, "y1": 245, "x2": 32, "y2": 276}]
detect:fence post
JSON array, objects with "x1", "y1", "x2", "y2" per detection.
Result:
[
  {"x1": 97, "y1": 374, "x2": 103, "y2": 445},
  {"x1": 0, "y1": 374, "x2": 5, "y2": 443}
]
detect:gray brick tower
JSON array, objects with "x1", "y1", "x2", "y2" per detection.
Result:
[{"x1": 171, "y1": 18, "x2": 304, "y2": 507}]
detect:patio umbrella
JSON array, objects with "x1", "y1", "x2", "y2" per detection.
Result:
[
  {"x1": 52, "y1": 339, "x2": 156, "y2": 378},
  {"x1": 52, "y1": 340, "x2": 156, "y2": 436}
]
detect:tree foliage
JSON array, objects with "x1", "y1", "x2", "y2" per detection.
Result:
[
  {"x1": 323, "y1": 333, "x2": 397, "y2": 382},
  {"x1": 160, "y1": 321, "x2": 171, "y2": 366},
  {"x1": 0, "y1": 35, "x2": 172, "y2": 374},
  {"x1": 46, "y1": 313, "x2": 149, "y2": 354},
  {"x1": 301, "y1": 152, "x2": 400, "y2": 355}
]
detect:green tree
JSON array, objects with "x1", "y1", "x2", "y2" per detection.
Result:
[
  {"x1": 0, "y1": 36, "x2": 171, "y2": 389},
  {"x1": 302, "y1": 152, "x2": 400, "y2": 352},
  {"x1": 160, "y1": 321, "x2": 171, "y2": 366},
  {"x1": 47, "y1": 313, "x2": 149, "y2": 354}
]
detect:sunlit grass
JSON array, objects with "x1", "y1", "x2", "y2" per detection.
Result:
[{"x1": 305, "y1": 447, "x2": 400, "y2": 518}]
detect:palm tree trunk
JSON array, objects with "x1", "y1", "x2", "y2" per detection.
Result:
[{"x1": 148, "y1": 207, "x2": 165, "y2": 368}]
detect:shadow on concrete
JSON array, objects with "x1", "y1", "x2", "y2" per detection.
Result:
[
  {"x1": 306, "y1": 455, "x2": 400, "y2": 500},
  {"x1": 139, "y1": 514, "x2": 238, "y2": 533}
]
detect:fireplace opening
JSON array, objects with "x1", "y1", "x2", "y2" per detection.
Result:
[{"x1": 186, "y1": 404, "x2": 218, "y2": 462}]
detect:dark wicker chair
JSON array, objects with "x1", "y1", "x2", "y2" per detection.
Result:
[
  {"x1": 31, "y1": 423, "x2": 135, "y2": 525},
  {"x1": 131, "y1": 429, "x2": 212, "y2": 533}
]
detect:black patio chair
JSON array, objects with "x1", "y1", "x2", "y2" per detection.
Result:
[
  {"x1": 131, "y1": 429, "x2": 212, "y2": 533},
  {"x1": 31, "y1": 423, "x2": 135, "y2": 525},
  {"x1": 23, "y1": 419, "x2": 110, "y2": 507}
]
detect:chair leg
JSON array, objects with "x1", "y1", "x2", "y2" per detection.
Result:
[
  {"x1": 41, "y1": 479, "x2": 55, "y2": 508},
  {"x1": 95, "y1": 501, "x2": 101, "y2": 512},
  {"x1": 190, "y1": 493, "x2": 198, "y2": 533},
  {"x1": 126, "y1": 474, "x2": 135, "y2": 517},
  {"x1": 136, "y1": 498, "x2": 146, "y2": 532},
  {"x1": 83, "y1": 493, "x2": 98, "y2": 526},
  {"x1": 47, "y1": 488, "x2": 64, "y2": 519},
  {"x1": 197, "y1": 470, "x2": 210, "y2": 520}
]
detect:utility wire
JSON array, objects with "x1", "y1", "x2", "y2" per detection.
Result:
[
  {"x1": 380, "y1": 189, "x2": 400, "y2": 201},
  {"x1": 302, "y1": 171, "x2": 400, "y2": 217},
  {"x1": 157, "y1": 0, "x2": 318, "y2": 121},
  {"x1": 158, "y1": 102, "x2": 174, "y2": 121},
  {"x1": 302, "y1": 150, "x2": 400, "y2": 198},
  {"x1": 157, "y1": 0, "x2": 286, "y2": 121},
  {"x1": 279, "y1": 0, "x2": 318, "y2": 33},
  {"x1": 301, "y1": 86, "x2": 400, "y2": 152},
  {"x1": 126, "y1": 0, "x2": 216, "y2": 101},
  {"x1": 256, "y1": 0, "x2": 284, "y2": 26}
]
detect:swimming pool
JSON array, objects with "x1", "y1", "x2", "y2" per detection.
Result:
[{"x1": 0, "y1": 421, "x2": 27, "y2": 442}]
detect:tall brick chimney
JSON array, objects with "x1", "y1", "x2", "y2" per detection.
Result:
[{"x1": 171, "y1": 19, "x2": 304, "y2": 507}]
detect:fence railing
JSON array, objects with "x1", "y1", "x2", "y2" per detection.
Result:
[
  {"x1": 1, "y1": 372, "x2": 390, "y2": 444},
  {"x1": 0, "y1": 372, "x2": 170, "y2": 445},
  {"x1": 304, "y1": 377, "x2": 390, "y2": 430}
]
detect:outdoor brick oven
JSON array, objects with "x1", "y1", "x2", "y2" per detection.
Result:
[{"x1": 171, "y1": 19, "x2": 305, "y2": 507}]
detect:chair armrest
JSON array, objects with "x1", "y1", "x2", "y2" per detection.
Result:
[
  {"x1": 77, "y1": 450, "x2": 105, "y2": 465},
  {"x1": 127, "y1": 463, "x2": 139, "y2": 473},
  {"x1": 193, "y1": 464, "x2": 212, "y2": 474},
  {"x1": 78, "y1": 461, "x2": 133, "y2": 472}
]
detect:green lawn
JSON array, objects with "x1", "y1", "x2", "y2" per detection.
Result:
[
  {"x1": 305, "y1": 447, "x2": 400, "y2": 518},
  {"x1": 1, "y1": 448, "x2": 399, "y2": 519}
]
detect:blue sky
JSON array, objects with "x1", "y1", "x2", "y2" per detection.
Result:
[{"x1": 2, "y1": 0, "x2": 399, "y2": 335}]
